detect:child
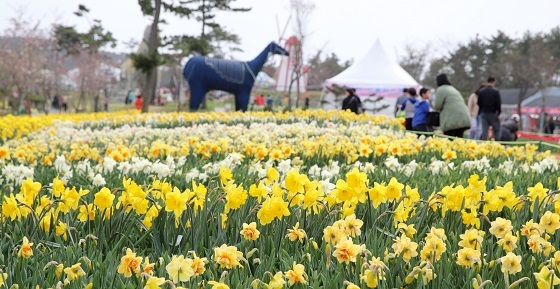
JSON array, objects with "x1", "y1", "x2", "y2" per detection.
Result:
[{"x1": 135, "y1": 95, "x2": 143, "y2": 110}]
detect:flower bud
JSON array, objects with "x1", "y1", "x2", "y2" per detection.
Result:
[
  {"x1": 471, "y1": 278, "x2": 479, "y2": 288},
  {"x1": 246, "y1": 248, "x2": 258, "y2": 259}
]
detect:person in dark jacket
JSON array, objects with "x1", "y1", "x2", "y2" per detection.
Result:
[
  {"x1": 412, "y1": 88, "x2": 432, "y2": 132},
  {"x1": 342, "y1": 88, "x2": 362, "y2": 114},
  {"x1": 477, "y1": 76, "x2": 502, "y2": 140},
  {"x1": 395, "y1": 88, "x2": 409, "y2": 117},
  {"x1": 544, "y1": 116, "x2": 555, "y2": 134},
  {"x1": 498, "y1": 114, "x2": 519, "y2": 141},
  {"x1": 400, "y1": 87, "x2": 419, "y2": 130}
]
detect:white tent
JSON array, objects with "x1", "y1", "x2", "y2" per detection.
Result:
[
  {"x1": 255, "y1": 71, "x2": 276, "y2": 89},
  {"x1": 322, "y1": 39, "x2": 419, "y2": 115}
]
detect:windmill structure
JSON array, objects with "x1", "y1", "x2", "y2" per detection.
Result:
[{"x1": 273, "y1": 15, "x2": 309, "y2": 93}]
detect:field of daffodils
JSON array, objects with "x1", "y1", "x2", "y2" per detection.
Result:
[{"x1": 0, "y1": 110, "x2": 559, "y2": 289}]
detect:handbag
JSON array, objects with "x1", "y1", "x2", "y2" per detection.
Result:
[{"x1": 426, "y1": 111, "x2": 440, "y2": 127}]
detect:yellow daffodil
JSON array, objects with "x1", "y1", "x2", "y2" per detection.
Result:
[
  {"x1": 166, "y1": 255, "x2": 194, "y2": 283},
  {"x1": 489, "y1": 217, "x2": 513, "y2": 239},
  {"x1": 63, "y1": 263, "x2": 86, "y2": 283},
  {"x1": 456, "y1": 247, "x2": 481, "y2": 268},
  {"x1": 18, "y1": 236, "x2": 33, "y2": 259},
  {"x1": 534, "y1": 266, "x2": 560, "y2": 289},
  {"x1": 144, "y1": 276, "x2": 165, "y2": 289},
  {"x1": 213, "y1": 244, "x2": 244, "y2": 269},
  {"x1": 93, "y1": 187, "x2": 115, "y2": 210},
  {"x1": 208, "y1": 281, "x2": 230, "y2": 289},
  {"x1": 117, "y1": 248, "x2": 142, "y2": 278},
  {"x1": 240, "y1": 222, "x2": 260, "y2": 241},
  {"x1": 284, "y1": 261, "x2": 307, "y2": 286},
  {"x1": 333, "y1": 237, "x2": 364, "y2": 264},
  {"x1": 500, "y1": 252, "x2": 522, "y2": 275}
]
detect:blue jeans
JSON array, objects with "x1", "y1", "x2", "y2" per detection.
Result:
[{"x1": 468, "y1": 116, "x2": 479, "y2": 139}]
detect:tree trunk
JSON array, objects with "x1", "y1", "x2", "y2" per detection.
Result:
[
  {"x1": 287, "y1": 79, "x2": 294, "y2": 111},
  {"x1": 517, "y1": 86, "x2": 527, "y2": 130},
  {"x1": 540, "y1": 87, "x2": 547, "y2": 132},
  {"x1": 141, "y1": 0, "x2": 162, "y2": 113},
  {"x1": 93, "y1": 93, "x2": 99, "y2": 113},
  {"x1": 77, "y1": 77, "x2": 86, "y2": 112},
  {"x1": 10, "y1": 94, "x2": 19, "y2": 113},
  {"x1": 295, "y1": 74, "x2": 300, "y2": 109},
  {"x1": 296, "y1": 42, "x2": 302, "y2": 109},
  {"x1": 176, "y1": 63, "x2": 184, "y2": 112}
]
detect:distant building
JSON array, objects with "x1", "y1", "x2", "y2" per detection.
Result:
[
  {"x1": 499, "y1": 88, "x2": 538, "y2": 117},
  {"x1": 499, "y1": 87, "x2": 560, "y2": 132}
]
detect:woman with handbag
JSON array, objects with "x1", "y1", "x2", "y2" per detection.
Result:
[
  {"x1": 433, "y1": 74, "x2": 471, "y2": 138},
  {"x1": 412, "y1": 88, "x2": 433, "y2": 132}
]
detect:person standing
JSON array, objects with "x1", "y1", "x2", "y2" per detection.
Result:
[
  {"x1": 467, "y1": 84, "x2": 486, "y2": 139},
  {"x1": 60, "y1": 95, "x2": 67, "y2": 112},
  {"x1": 467, "y1": 83, "x2": 486, "y2": 139},
  {"x1": 135, "y1": 94, "x2": 143, "y2": 110},
  {"x1": 52, "y1": 94, "x2": 60, "y2": 110},
  {"x1": 341, "y1": 88, "x2": 362, "y2": 114},
  {"x1": 434, "y1": 74, "x2": 471, "y2": 138},
  {"x1": 104, "y1": 95, "x2": 109, "y2": 112},
  {"x1": 128, "y1": 91, "x2": 135, "y2": 104},
  {"x1": 477, "y1": 77, "x2": 502, "y2": 140},
  {"x1": 394, "y1": 88, "x2": 409, "y2": 117},
  {"x1": 400, "y1": 88, "x2": 418, "y2": 130},
  {"x1": 412, "y1": 88, "x2": 432, "y2": 132},
  {"x1": 544, "y1": 116, "x2": 555, "y2": 134},
  {"x1": 125, "y1": 90, "x2": 131, "y2": 104}
]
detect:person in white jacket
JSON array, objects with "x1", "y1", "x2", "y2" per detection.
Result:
[{"x1": 467, "y1": 84, "x2": 487, "y2": 139}]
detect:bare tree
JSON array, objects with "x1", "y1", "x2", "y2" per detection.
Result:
[
  {"x1": 53, "y1": 5, "x2": 116, "y2": 113},
  {"x1": 287, "y1": 0, "x2": 314, "y2": 110},
  {"x1": 70, "y1": 50, "x2": 116, "y2": 112},
  {"x1": 0, "y1": 11, "x2": 50, "y2": 114},
  {"x1": 398, "y1": 43, "x2": 431, "y2": 82},
  {"x1": 508, "y1": 32, "x2": 560, "y2": 129}
]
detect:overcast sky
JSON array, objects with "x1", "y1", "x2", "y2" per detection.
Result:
[{"x1": 2, "y1": 0, "x2": 560, "y2": 64}]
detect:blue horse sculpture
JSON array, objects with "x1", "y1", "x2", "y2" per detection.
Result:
[{"x1": 183, "y1": 42, "x2": 289, "y2": 111}]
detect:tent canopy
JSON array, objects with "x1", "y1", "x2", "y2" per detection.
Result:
[
  {"x1": 325, "y1": 39, "x2": 418, "y2": 97},
  {"x1": 322, "y1": 39, "x2": 419, "y2": 115},
  {"x1": 520, "y1": 87, "x2": 560, "y2": 115},
  {"x1": 255, "y1": 71, "x2": 276, "y2": 89}
]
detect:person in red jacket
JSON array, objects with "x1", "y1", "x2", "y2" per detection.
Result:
[{"x1": 135, "y1": 95, "x2": 143, "y2": 110}]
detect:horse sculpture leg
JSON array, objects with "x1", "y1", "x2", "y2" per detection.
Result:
[
  {"x1": 189, "y1": 84, "x2": 207, "y2": 111},
  {"x1": 235, "y1": 92, "x2": 251, "y2": 112}
]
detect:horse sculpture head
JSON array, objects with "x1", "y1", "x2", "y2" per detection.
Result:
[{"x1": 269, "y1": 42, "x2": 289, "y2": 56}]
